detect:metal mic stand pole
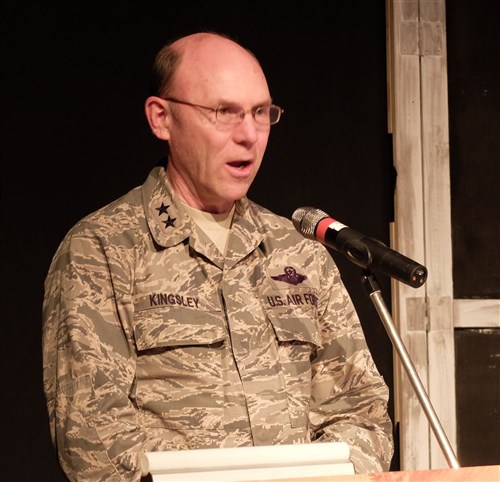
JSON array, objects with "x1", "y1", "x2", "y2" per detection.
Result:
[{"x1": 361, "y1": 272, "x2": 460, "y2": 470}]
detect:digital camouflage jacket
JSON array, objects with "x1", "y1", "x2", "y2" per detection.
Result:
[{"x1": 42, "y1": 166, "x2": 393, "y2": 481}]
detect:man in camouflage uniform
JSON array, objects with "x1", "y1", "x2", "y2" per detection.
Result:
[{"x1": 43, "y1": 32, "x2": 393, "y2": 481}]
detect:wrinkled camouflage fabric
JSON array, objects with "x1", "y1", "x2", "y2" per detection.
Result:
[{"x1": 42, "y1": 166, "x2": 393, "y2": 481}]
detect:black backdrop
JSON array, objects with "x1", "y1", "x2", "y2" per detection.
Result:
[{"x1": 2, "y1": 2, "x2": 396, "y2": 480}]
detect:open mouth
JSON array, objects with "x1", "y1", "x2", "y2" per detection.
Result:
[{"x1": 228, "y1": 160, "x2": 251, "y2": 169}]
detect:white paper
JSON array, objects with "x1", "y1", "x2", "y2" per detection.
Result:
[{"x1": 141, "y1": 442, "x2": 354, "y2": 481}]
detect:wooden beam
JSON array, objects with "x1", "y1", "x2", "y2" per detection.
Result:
[{"x1": 387, "y1": 0, "x2": 456, "y2": 470}]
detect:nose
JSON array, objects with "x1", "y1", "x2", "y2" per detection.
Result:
[{"x1": 233, "y1": 112, "x2": 261, "y2": 145}]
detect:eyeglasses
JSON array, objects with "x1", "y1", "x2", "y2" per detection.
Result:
[{"x1": 161, "y1": 97, "x2": 284, "y2": 126}]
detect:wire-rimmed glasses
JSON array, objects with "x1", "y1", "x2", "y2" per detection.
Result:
[{"x1": 162, "y1": 97, "x2": 284, "y2": 126}]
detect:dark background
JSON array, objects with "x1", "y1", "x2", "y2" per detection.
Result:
[
  {"x1": 446, "y1": 0, "x2": 500, "y2": 468},
  {"x1": 2, "y1": 3, "x2": 394, "y2": 480},
  {"x1": 447, "y1": 0, "x2": 500, "y2": 298},
  {"x1": 2, "y1": 1, "x2": 498, "y2": 480}
]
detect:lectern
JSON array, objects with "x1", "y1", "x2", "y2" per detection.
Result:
[{"x1": 141, "y1": 441, "x2": 354, "y2": 481}]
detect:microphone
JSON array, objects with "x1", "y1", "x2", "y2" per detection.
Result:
[{"x1": 292, "y1": 206, "x2": 427, "y2": 288}]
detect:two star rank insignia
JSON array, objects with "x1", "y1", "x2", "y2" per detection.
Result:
[{"x1": 156, "y1": 202, "x2": 176, "y2": 228}]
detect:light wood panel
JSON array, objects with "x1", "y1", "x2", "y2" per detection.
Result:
[
  {"x1": 386, "y1": 0, "x2": 456, "y2": 470},
  {"x1": 244, "y1": 465, "x2": 500, "y2": 482}
]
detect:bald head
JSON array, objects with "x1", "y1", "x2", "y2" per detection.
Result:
[
  {"x1": 149, "y1": 32, "x2": 268, "y2": 101},
  {"x1": 171, "y1": 32, "x2": 257, "y2": 60}
]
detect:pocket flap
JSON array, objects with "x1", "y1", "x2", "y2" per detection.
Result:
[
  {"x1": 266, "y1": 312, "x2": 321, "y2": 346},
  {"x1": 133, "y1": 306, "x2": 226, "y2": 351}
]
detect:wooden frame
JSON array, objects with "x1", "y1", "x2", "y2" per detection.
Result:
[{"x1": 386, "y1": 0, "x2": 456, "y2": 470}]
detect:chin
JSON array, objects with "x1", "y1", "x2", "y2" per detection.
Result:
[{"x1": 223, "y1": 184, "x2": 251, "y2": 201}]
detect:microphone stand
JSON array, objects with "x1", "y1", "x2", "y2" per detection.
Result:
[{"x1": 361, "y1": 272, "x2": 460, "y2": 470}]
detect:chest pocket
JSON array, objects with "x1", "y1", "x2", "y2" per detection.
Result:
[
  {"x1": 265, "y1": 309, "x2": 321, "y2": 428},
  {"x1": 132, "y1": 306, "x2": 227, "y2": 430}
]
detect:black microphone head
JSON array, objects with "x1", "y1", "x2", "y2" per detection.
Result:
[{"x1": 292, "y1": 207, "x2": 330, "y2": 240}]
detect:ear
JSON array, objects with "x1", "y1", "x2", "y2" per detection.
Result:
[{"x1": 144, "y1": 96, "x2": 171, "y2": 141}]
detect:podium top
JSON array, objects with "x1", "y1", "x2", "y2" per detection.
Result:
[{"x1": 242, "y1": 464, "x2": 500, "y2": 482}]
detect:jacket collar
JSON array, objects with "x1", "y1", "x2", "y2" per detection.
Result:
[{"x1": 142, "y1": 166, "x2": 265, "y2": 267}]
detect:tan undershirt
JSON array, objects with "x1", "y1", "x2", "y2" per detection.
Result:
[{"x1": 182, "y1": 203, "x2": 235, "y2": 255}]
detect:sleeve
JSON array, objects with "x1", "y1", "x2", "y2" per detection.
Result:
[
  {"x1": 42, "y1": 226, "x2": 159, "y2": 481},
  {"x1": 308, "y1": 250, "x2": 394, "y2": 473}
]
